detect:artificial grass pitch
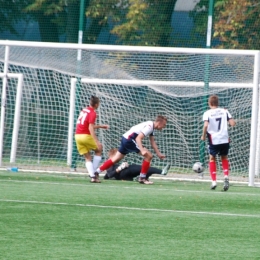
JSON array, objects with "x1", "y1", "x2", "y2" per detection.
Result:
[{"x1": 1, "y1": 171, "x2": 260, "y2": 260}]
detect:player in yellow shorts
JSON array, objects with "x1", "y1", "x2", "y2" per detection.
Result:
[{"x1": 75, "y1": 95, "x2": 109, "y2": 183}]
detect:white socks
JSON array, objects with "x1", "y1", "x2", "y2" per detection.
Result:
[
  {"x1": 85, "y1": 155, "x2": 102, "y2": 177},
  {"x1": 93, "y1": 155, "x2": 102, "y2": 171},
  {"x1": 86, "y1": 161, "x2": 95, "y2": 177}
]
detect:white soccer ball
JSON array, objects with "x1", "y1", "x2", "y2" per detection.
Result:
[{"x1": 192, "y1": 162, "x2": 204, "y2": 173}]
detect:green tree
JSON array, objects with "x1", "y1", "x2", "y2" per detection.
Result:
[
  {"x1": 191, "y1": 0, "x2": 260, "y2": 49},
  {"x1": 85, "y1": 0, "x2": 125, "y2": 43},
  {"x1": 87, "y1": 0, "x2": 178, "y2": 46},
  {"x1": 213, "y1": 0, "x2": 260, "y2": 49}
]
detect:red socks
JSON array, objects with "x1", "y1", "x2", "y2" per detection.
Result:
[
  {"x1": 222, "y1": 159, "x2": 229, "y2": 176},
  {"x1": 100, "y1": 159, "x2": 114, "y2": 171},
  {"x1": 140, "y1": 160, "x2": 150, "y2": 177},
  {"x1": 209, "y1": 159, "x2": 229, "y2": 181},
  {"x1": 209, "y1": 161, "x2": 217, "y2": 181}
]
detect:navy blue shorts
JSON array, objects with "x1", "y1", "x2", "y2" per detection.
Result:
[
  {"x1": 118, "y1": 137, "x2": 140, "y2": 155},
  {"x1": 208, "y1": 143, "x2": 229, "y2": 157}
]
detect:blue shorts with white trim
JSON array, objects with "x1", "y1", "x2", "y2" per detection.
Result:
[{"x1": 118, "y1": 137, "x2": 140, "y2": 155}]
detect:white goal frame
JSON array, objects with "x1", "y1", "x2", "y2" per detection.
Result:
[
  {"x1": 0, "y1": 72, "x2": 23, "y2": 164},
  {"x1": 0, "y1": 40, "x2": 259, "y2": 186}
]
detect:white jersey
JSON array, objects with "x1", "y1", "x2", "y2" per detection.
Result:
[
  {"x1": 203, "y1": 108, "x2": 232, "y2": 145},
  {"x1": 122, "y1": 121, "x2": 154, "y2": 140}
]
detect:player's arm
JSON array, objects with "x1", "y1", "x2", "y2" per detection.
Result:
[
  {"x1": 135, "y1": 133, "x2": 147, "y2": 155},
  {"x1": 94, "y1": 125, "x2": 109, "y2": 129},
  {"x1": 201, "y1": 121, "x2": 208, "y2": 141},
  {"x1": 149, "y1": 135, "x2": 166, "y2": 159},
  {"x1": 228, "y1": 118, "x2": 236, "y2": 127}
]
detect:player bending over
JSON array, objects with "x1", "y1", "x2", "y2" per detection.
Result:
[
  {"x1": 104, "y1": 148, "x2": 171, "y2": 181},
  {"x1": 94, "y1": 115, "x2": 167, "y2": 184},
  {"x1": 74, "y1": 95, "x2": 109, "y2": 183},
  {"x1": 201, "y1": 95, "x2": 236, "y2": 191}
]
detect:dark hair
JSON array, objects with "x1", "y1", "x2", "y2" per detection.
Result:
[
  {"x1": 208, "y1": 95, "x2": 219, "y2": 106},
  {"x1": 155, "y1": 115, "x2": 167, "y2": 122},
  {"x1": 90, "y1": 95, "x2": 100, "y2": 107}
]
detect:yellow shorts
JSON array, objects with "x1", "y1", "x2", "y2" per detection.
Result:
[{"x1": 74, "y1": 134, "x2": 98, "y2": 155}]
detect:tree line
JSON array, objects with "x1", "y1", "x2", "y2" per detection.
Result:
[{"x1": 0, "y1": 0, "x2": 259, "y2": 49}]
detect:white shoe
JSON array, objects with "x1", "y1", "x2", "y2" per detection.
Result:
[
  {"x1": 211, "y1": 184, "x2": 217, "y2": 190},
  {"x1": 161, "y1": 164, "x2": 170, "y2": 175}
]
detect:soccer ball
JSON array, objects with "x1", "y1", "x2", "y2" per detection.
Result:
[{"x1": 192, "y1": 162, "x2": 204, "y2": 174}]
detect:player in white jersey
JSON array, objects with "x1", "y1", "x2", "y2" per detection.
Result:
[
  {"x1": 201, "y1": 95, "x2": 236, "y2": 191},
  {"x1": 94, "y1": 115, "x2": 167, "y2": 184}
]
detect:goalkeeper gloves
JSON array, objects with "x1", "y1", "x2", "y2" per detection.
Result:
[{"x1": 116, "y1": 162, "x2": 129, "y2": 172}]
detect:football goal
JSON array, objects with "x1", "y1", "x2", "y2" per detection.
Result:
[{"x1": 0, "y1": 40, "x2": 259, "y2": 186}]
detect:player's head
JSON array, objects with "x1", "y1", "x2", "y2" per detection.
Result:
[
  {"x1": 208, "y1": 95, "x2": 219, "y2": 107},
  {"x1": 154, "y1": 115, "x2": 167, "y2": 130},
  {"x1": 90, "y1": 95, "x2": 100, "y2": 109},
  {"x1": 108, "y1": 148, "x2": 117, "y2": 158}
]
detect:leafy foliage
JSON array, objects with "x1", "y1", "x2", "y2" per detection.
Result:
[
  {"x1": 86, "y1": 0, "x2": 177, "y2": 46},
  {"x1": 214, "y1": 0, "x2": 260, "y2": 49},
  {"x1": 191, "y1": 0, "x2": 260, "y2": 49}
]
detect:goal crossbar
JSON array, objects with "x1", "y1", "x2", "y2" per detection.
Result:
[{"x1": 81, "y1": 78, "x2": 254, "y2": 88}]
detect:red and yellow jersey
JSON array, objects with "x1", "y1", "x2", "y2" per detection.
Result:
[{"x1": 75, "y1": 106, "x2": 96, "y2": 134}]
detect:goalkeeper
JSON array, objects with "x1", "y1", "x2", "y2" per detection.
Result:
[{"x1": 104, "y1": 148, "x2": 170, "y2": 181}]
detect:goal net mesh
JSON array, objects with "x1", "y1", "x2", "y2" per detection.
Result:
[{"x1": 0, "y1": 44, "x2": 255, "y2": 179}]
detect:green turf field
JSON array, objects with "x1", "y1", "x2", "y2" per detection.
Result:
[{"x1": 1, "y1": 171, "x2": 260, "y2": 260}]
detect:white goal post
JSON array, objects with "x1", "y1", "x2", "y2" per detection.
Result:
[
  {"x1": 0, "y1": 72, "x2": 23, "y2": 164},
  {"x1": 0, "y1": 40, "x2": 259, "y2": 187}
]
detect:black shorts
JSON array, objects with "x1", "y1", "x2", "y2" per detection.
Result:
[{"x1": 208, "y1": 143, "x2": 229, "y2": 157}]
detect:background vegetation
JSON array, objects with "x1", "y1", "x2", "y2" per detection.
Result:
[{"x1": 0, "y1": 0, "x2": 259, "y2": 49}]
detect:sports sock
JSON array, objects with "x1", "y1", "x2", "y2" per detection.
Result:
[
  {"x1": 222, "y1": 159, "x2": 229, "y2": 177},
  {"x1": 86, "y1": 161, "x2": 95, "y2": 177},
  {"x1": 93, "y1": 155, "x2": 102, "y2": 171},
  {"x1": 209, "y1": 161, "x2": 217, "y2": 181},
  {"x1": 140, "y1": 160, "x2": 150, "y2": 178},
  {"x1": 99, "y1": 159, "x2": 114, "y2": 172}
]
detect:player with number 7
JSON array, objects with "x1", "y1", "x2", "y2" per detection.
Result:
[{"x1": 201, "y1": 95, "x2": 236, "y2": 191}]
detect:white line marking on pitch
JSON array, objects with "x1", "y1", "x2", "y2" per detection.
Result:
[
  {"x1": 0, "y1": 179, "x2": 260, "y2": 197},
  {"x1": 0, "y1": 198, "x2": 259, "y2": 218}
]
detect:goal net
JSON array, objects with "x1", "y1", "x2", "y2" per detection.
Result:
[{"x1": 0, "y1": 41, "x2": 259, "y2": 186}]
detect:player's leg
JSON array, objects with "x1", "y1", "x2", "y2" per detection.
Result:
[
  {"x1": 219, "y1": 144, "x2": 229, "y2": 177},
  {"x1": 93, "y1": 145, "x2": 102, "y2": 172},
  {"x1": 134, "y1": 165, "x2": 170, "y2": 182},
  {"x1": 208, "y1": 145, "x2": 218, "y2": 189},
  {"x1": 75, "y1": 134, "x2": 101, "y2": 183},
  {"x1": 96, "y1": 137, "x2": 135, "y2": 174},
  {"x1": 220, "y1": 143, "x2": 230, "y2": 191},
  {"x1": 83, "y1": 152, "x2": 99, "y2": 183},
  {"x1": 95, "y1": 151, "x2": 125, "y2": 174},
  {"x1": 139, "y1": 148, "x2": 154, "y2": 184}
]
